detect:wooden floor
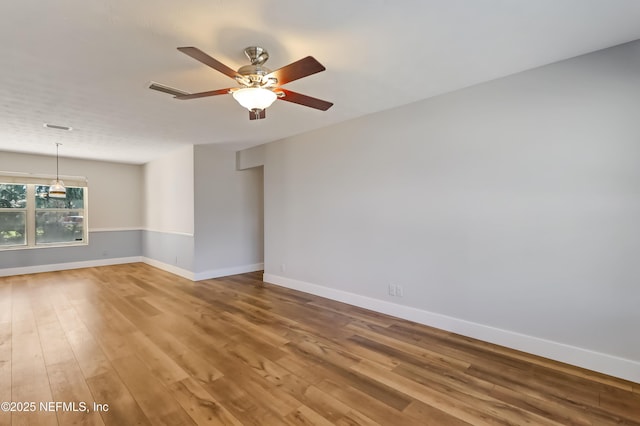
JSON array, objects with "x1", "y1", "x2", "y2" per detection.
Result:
[{"x1": 0, "y1": 264, "x2": 638, "y2": 425}]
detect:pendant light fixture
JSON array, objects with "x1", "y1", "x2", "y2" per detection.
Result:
[{"x1": 49, "y1": 143, "x2": 66, "y2": 198}]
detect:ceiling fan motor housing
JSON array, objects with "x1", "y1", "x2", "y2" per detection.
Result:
[{"x1": 236, "y1": 47, "x2": 277, "y2": 87}]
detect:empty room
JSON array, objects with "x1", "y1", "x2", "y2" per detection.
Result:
[{"x1": 1, "y1": 1, "x2": 639, "y2": 425}]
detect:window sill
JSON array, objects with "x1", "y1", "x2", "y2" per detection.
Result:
[{"x1": 0, "y1": 241, "x2": 88, "y2": 251}]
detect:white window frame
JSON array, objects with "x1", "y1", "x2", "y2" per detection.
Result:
[{"x1": 0, "y1": 172, "x2": 89, "y2": 250}]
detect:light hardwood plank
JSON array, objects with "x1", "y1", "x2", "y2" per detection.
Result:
[
  {"x1": 46, "y1": 361, "x2": 105, "y2": 426},
  {"x1": 0, "y1": 321, "x2": 11, "y2": 426},
  {"x1": 167, "y1": 377, "x2": 243, "y2": 426},
  {"x1": 85, "y1": 369, "x2": 151, "y2": 426},
  {"x1": 11, "y1": 286, "x2": 57, "y2": 426},
  {"x1": 110, "y1": 355, "x2": 195, "y2": 425}
]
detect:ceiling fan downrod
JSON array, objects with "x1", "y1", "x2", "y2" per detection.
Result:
[{"x1": 244, "y1": 46, "x2": 269, "y2": 65}]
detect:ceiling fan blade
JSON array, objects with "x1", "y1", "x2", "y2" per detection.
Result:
[
  {"x1": 267, "y1": 56, "x2": 326, "y2": 85},
  {"x1": 278, "y1": 89, "x2": 333, "y2": 111},
  {"x1": 149, "y1": 82, "x2": 190, "y2": 97},
  {"x1": 175, "y1": 88, "x2": 231, "y2": 100},
  {"x1": 177, "y1": 47, "x2": 239, "y2": 79},
  {"x1": 249, "y1": 109, "x2": 266, "y2": 120}
]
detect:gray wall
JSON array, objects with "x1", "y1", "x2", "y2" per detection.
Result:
[
  {"x1": 0, "y1": 151, "x2": 144, "y2": 269},
  {"x1": 193, "y1": 145, "x2": 264, "y2": 278},
  {"x1": 141, "y1": 146, "x2": 195, "y2": 277},
  {"x1": 141, "y1": 230, "x2": 194, "y2": 272},
  {"x1": 140, "y1": 144, "x2": 264, "y2": 280},
  {"x1": 262, "y1": 40, "x2": 640, "y2": 377},
  {"x1": 0, "y1": 144, "x2": 264, "y2": 279},
  {"x1": 0, "y1": 230, "x2": 141, "y2": 270}
]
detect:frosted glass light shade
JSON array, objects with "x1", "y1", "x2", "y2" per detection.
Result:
[
  {"x1": 49, "y1": 180, "x2": 66, "y2": 198},
  {"x1": 232, "y1": 88, "x2": 277, "y2": 110}
]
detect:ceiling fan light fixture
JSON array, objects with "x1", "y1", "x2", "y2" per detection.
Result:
[{"x1": 232, "y1": 87, "x2": 277, "y2": 111}]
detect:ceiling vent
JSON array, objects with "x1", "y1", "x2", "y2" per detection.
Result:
[{"x1": 44, "y1": 123, "x2": 73, "y2": 131}]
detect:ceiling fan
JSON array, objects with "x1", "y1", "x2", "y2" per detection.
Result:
[{"x1": 150, "y1": 46, "x2": 333, "y2": 120}]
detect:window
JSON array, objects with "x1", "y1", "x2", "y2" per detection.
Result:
[
  {"x1": 0, "y1": 176, "x2": 88, "y2": 250},
  {"x1": 0, "y1": 184, "x2": 27, "y2": 246},
  {"x1": 35, "y1": 185, "x2": 86, "y2": 245}
]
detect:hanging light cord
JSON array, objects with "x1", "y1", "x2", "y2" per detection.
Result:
[{"x1": 56, "y1": 143, "x2": 61, "y2": 181}]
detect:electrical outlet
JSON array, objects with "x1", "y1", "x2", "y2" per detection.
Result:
[
  {"x1": 280, "y1": 263, "x2": 286, "y2": 272},
  {"x1": 396, "y1": 285, "x2": 404, "y2": 297},
  {"x1": 388, "y1": 284, "x2": 396, "y2": 296}
]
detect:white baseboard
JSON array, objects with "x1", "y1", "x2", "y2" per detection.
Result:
[
  {"x1": 141, "y1": 257, "x2": 195, "y2": 280},
  {"x1": 0, "y1": 256, "x2": 143, "y2": 277},
  {"x1": 263, "y1": 273, "x2": 640, "y2": 384},
  {"x1": 140, "y1": 259, "x2": 264, "y2": 281},
  {"x1": 194, "y1": 262, "x2": 264, "y2": 281},
  {"x1": 0, "y1": 255, "x2": 262, "y2": 284},
  {"x1": 141, "y1": 228, "x2": 194, "y2": 237}
]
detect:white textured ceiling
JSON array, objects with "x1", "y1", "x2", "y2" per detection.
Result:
[{"x1": 2, "y1": 0, "x2": 640, "y2": 164}]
